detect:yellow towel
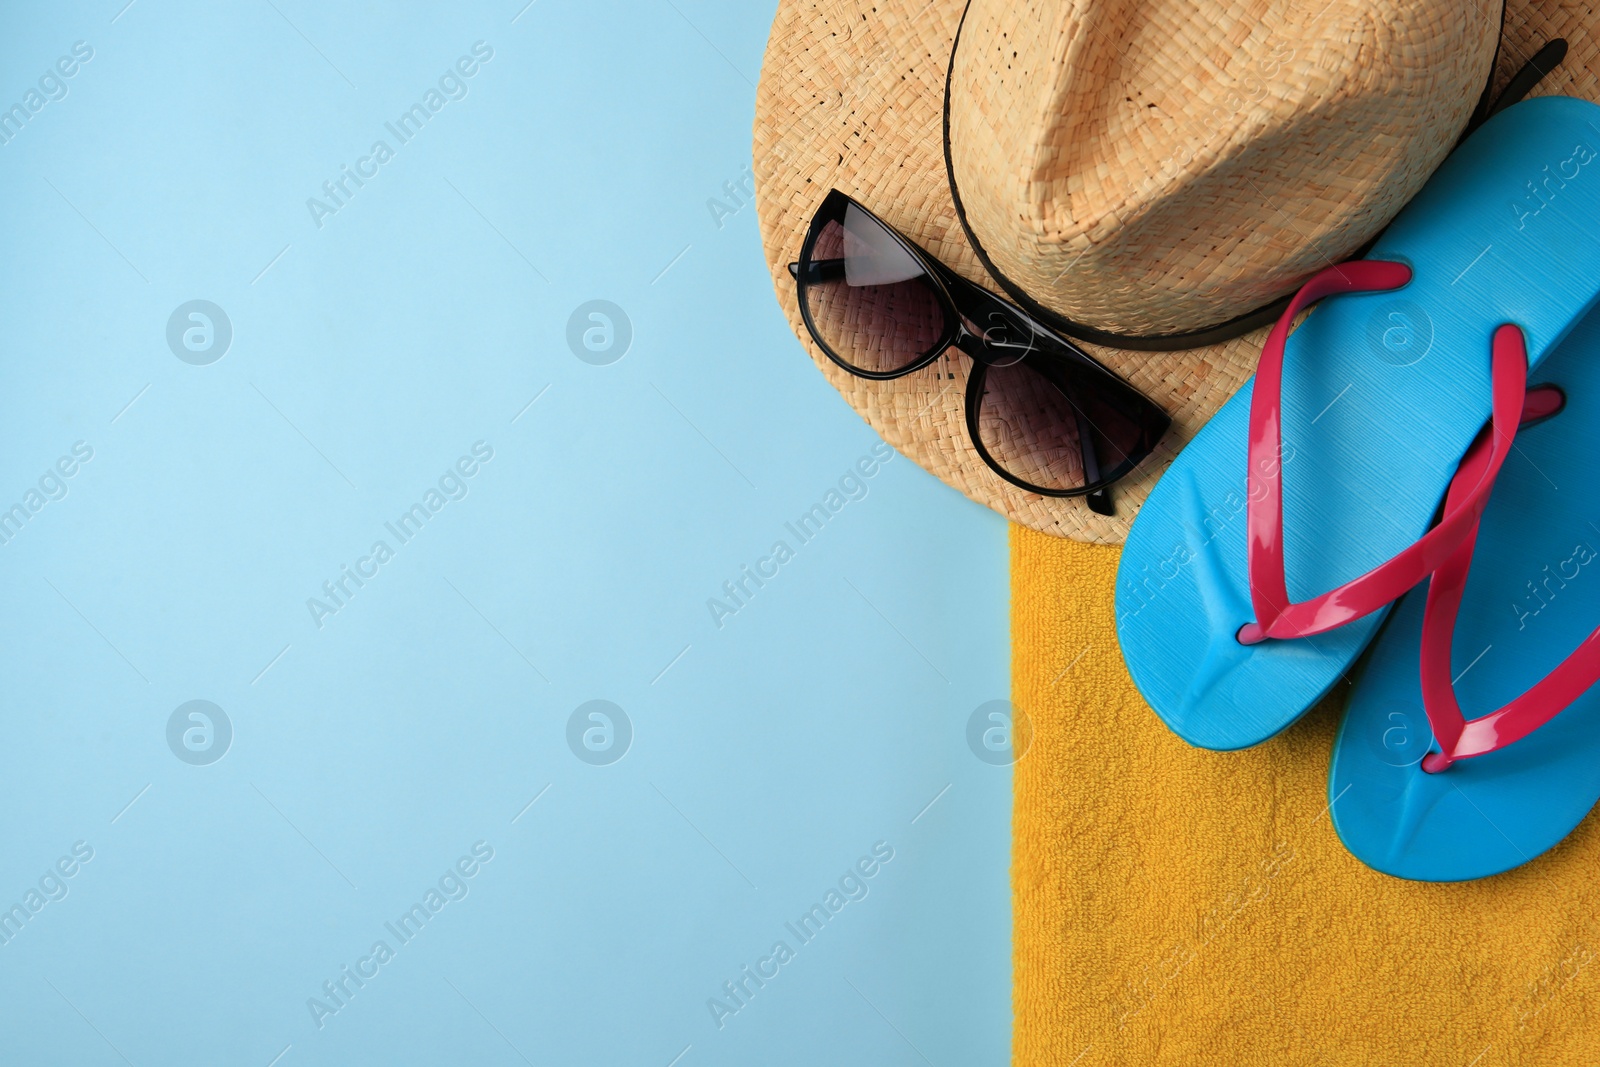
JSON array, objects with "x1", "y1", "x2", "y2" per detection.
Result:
[{"x1": 1012, "y1": 527, "x2": 1600, "y2": 1066}]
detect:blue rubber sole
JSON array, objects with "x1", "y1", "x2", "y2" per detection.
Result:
[
  {"x1": 1117, "y1": 96, "x2": 1600, "y2": 750},
  {"x1": 1331, "y1": 302, "x2": 1600, "y2": 882}
]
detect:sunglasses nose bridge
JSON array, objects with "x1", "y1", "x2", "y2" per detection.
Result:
[{"x1": 955, "y1": 316, "x2": 1035, "y2": 368}]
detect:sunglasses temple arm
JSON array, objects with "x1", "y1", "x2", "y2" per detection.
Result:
[
  {"x1": 966, "y1": 341, "x2": 1119, "y2": 513},
  {"x1": 1070, "y1": 393, "x2": 1115, "y2": 516},
  {"x1": 788, "y1": 259, "x2": 848, "y2": 284},
  {"x1": 1026, "y1": 356, "x2": 1127, "y2": 516}
]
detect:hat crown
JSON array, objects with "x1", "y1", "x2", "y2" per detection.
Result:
[{"x1": 947, "y1": 0, "x2": 1502, "y2": 336}]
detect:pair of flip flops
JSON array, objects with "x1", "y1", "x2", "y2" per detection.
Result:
[{"x1": 1117, "y1": 95, "x2": 1600, "y2": 882}]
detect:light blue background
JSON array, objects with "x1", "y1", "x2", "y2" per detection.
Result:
[{"x1": 0, "y1": 2, "x2": 1010, "y2": 1064}]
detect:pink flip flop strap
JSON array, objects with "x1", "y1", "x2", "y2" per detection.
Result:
[
  {"x1": 1417, "y1": 380, "x2": 1598, "y2": 772},
  {"x1": 1237, "y1": 264, "x2": 1529, "y2": 645}
]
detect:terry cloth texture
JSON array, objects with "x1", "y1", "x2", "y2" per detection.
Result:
[{"x1": 1011, "y1": 528, "x2": 1600, "y2": 1066}]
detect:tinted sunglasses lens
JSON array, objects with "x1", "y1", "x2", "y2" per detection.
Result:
[
  {"x1": 801, "y1": 205, "x2": 947, "y2": 375},
  {"x1": 975, "y1": 361, "x2": 1156, "y2": 492}
]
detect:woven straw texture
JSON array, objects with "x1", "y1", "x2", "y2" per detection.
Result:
[
  {"x1": 752, "y1": 0, "x2": 1499, "y2": 543},
  {"x1": 949, "y1": 0, "x2": 1496, "y2": 336}
]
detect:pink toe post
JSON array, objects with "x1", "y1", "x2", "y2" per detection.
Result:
[{"x1": 1237, "y1": 264, "x2": 1529, "y2": 646}]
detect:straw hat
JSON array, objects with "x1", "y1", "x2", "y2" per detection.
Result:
[{"x1": 752, "y1": 0, "x2": 1506, "y2": 543}]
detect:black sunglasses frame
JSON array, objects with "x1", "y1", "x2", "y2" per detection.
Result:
[{"x1": 790, "y1": 189, "x2": 1171, "y2": 515}]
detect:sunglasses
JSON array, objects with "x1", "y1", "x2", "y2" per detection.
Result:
[{"x1": 789, "y1": 190, "x2": 1171, "y2": 515}]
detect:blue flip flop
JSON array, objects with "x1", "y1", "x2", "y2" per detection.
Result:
[
  {"x1": 1330, "y1": 301, "x2": 1600, "y2": 881},
  {"x1": 1116, "y1": 95, "x2": 1600, "y2": 751}
]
